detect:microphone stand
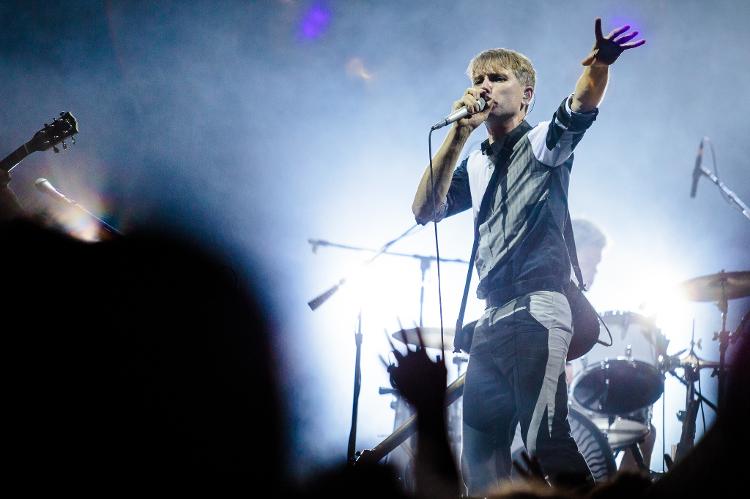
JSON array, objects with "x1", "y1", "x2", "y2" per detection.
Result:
[
  {"x1": 36, "y1": 179, "x2": 122, "y2": 239},
  {"x1": 695, "y1": 164, "x2": 750, "y2": 222},
  {"x1": 347, "y1": 311, "x2": 363, "y2": 463},
  {"x1": 306, "y1": 227, "x2": 469, "y2": 463},
  {"x1": 67, "y1": 199, "x2": 122, "y2": 239}
]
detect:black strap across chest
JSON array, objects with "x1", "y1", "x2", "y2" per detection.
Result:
[{"x1": 452, "y1": 121, "x2": 588, "y2": 352}]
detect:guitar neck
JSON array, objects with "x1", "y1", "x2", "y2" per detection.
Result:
[
  {"x1": 0, "y1": 142, "x2": 33, "y2": 173},
  {"x1": 356, "y1": 373, "x2": 466, "y2": 465}
]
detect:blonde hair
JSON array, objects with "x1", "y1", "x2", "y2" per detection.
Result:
[{"x1": 467, "y1": 48, "x2": 536, "y2": 90}]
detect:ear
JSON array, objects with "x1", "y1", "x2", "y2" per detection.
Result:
[{"x1": 522, "y1": 86, "x2": 534, "y2": 105}]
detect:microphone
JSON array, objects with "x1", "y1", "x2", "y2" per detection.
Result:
[
  {"x1": 690, "y1": 138, "x2": 705, "y2": 198},
  {"x1": 35, "y1": 177, "x2": 123, "y2": 238},
  {"x1": 35, "y1": 178, "x2": 74, "y2": 204},
  {"x1": 431, "y1": 98, "x2": 486, "y2": 130}
]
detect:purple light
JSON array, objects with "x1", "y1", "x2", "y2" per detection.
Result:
[{"x1": 300, "y1": 4, "x2": 331, "y2": 39}]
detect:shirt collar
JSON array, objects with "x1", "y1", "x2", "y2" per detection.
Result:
[{"x1": 480, "y1": 120, "x2": 532, "y2": 159}]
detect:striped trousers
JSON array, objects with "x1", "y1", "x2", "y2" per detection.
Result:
[{"x1": 461, "y1": 290, "x2": 593, "y2": 495}]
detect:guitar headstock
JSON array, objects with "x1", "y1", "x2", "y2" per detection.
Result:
[{"x1": 29, "y1": 112, "x2": 79, "y2": 153}]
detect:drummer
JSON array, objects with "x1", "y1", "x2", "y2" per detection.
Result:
[{"x1": 566, "y1": 218, "x2": 657, "y2": 472}]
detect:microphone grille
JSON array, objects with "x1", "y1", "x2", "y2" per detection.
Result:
[{"x1": 477, "y1": 97, "x2": 487, "y2": 111}]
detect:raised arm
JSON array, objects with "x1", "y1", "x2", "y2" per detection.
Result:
[{"x1": 570, "y1": 18, "x2": 645, "y2": 113}]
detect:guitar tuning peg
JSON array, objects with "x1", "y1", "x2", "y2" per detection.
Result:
[
  {"x1": 71, "y1": 137, "x2": 76, "y2": 144},
  {"x1": 60, "y1": 111, "x2": 65, "y2": 116},
  {"x1": 62, "y1": 140, "x2": 67, "y2": 149}
]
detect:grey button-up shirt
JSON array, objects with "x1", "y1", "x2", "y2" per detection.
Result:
[{"x1": 435, "y1": 97, "x2": 598, "y2": 303}]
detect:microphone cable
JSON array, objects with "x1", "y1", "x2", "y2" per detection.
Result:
[{"x1": 427, "y1": 127, "x2": 446, "y2": 361}]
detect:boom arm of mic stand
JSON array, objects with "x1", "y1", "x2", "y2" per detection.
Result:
[
  {"x1": 307, "y1": 225, "x2": 419, "y2": 311},
  {"x1": 700, "y1": 167, "x2": 750, "y2": 222},
  {"x1": 308, "y1": 278, "x2": 346, "y2": 311},
  {"x1": 70, "y1": 201, "x2": 123, "y2": 238}
]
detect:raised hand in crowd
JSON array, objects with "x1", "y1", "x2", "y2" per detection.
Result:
[{"x1": 387, "y1": 327, "x2": 459, "y2": 499}]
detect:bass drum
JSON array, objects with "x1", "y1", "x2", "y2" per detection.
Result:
[
  {"x1": 572, "y1": 311, "x2": 666, "y2": 415},
  {"x1": 511, "y1": 408, "x2": 617, "y2": 483}
]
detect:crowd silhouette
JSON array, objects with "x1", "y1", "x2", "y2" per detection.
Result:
[{"x1": 0, "y1": 189, "x2": 747, "y2": 496}]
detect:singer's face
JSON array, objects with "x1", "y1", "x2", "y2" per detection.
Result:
[{"x1": 471, "y1": 65, "x2": 531, "y2": 121}]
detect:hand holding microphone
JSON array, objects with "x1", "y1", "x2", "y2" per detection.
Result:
[{"x1": 432, "y1": 89, "x2": 489, "y2": 131}]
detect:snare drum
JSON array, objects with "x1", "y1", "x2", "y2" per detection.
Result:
[{"x1": 572, "y1": 311, "x2": 665, "y2": 415}]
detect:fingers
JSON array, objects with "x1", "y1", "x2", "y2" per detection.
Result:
[
  {"x1": 396, "y1": 321, "x2": 413, "y2": 353},
  {"x1": 606, "y1": 24, "x2": 630, "y2": 40},
  {"x1": 454, "y1": 88, "x2": 485, "y2": 113},
  {"x1": 384, "y1": 329, "x2": 404, "y2": 362},
  {"x1": 415, "y1": 325, "x2": 426, "y2": 351},
  {"x1": 594, "y1": 17, "x2": 603, "y2": 41},
  {"x1": 622, "y1": 39, "x2": 646, "y2": 49},
  {"x1": 614, "y1": 30, "x2": 638, "y2": 44},
  {"x1": 378, "y1": 354, "x2": 391, "y2": 370}
]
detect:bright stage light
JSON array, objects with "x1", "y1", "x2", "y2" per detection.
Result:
[
  {"x1": 346, "y1": 57, "x2": 373, "y2": 81},
  {"x1": 617, "y1": 265, "x2": 695, "y2": 347}
]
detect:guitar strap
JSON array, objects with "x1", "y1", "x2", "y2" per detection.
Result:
[{"x1": 453, "y1": 122, "x2": 531, "y2": 352}]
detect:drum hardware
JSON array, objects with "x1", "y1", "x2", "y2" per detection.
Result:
[
  {"x1": 672, "y1": 359, "x2": 701, "y2": 464},
  {"x1": 572, "y1": 311, "x2": 666, "y2": 415},
  {"x1": 623, "y1": 442, "x2": 648, "y2": 473},
  {"x1": 680, "y1": 270, "x2": 749, "y2": 406},
  {"x1": 452, "y1": 354, "x2": 468, "y2": 374},
  {"x1": 579, "y1": 408, "x2": 652, "y2": 452},
  {"x1": 659, "y1": 324, "x2": 720, "y2": 465}
]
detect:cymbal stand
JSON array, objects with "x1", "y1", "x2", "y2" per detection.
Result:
[
  {"x1": 672, "y1": 361, "x2": 700, "y2": 463},
  {"x1": 713, "y1": 276, "x2": 732, "y2": 408},
  {"x1": 666, "y1": 370, "x2": 717, "y2": 412},
  {"x1": 669, "y1": 328, "x2": 717, "y2": 464}
]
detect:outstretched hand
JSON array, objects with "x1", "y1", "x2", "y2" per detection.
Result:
[
  {"x1": 385, "y1": 327, "x2": 447, "y2": 410},
  {"x1": 581, "y1": 17, "x2": 645, "y2": 66}
]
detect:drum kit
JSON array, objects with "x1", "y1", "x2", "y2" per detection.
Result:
[
  {"x1": 307, "y1": 231, "x2": 748, "y2": 481},
  {"x1": 375, "y1": 270, "x2": 749, "y2": 483}
]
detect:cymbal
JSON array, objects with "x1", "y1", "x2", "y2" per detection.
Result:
[
  {"x1": 392, "y1": 327, "x2": 455, "y2": 350},
  {"x1": 680, "y1": 270, "x2": 750, "y2": 303}
]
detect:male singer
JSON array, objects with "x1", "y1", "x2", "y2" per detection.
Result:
[{"x1": 411, "y1": 19, "x2": 644, "y2": 494}]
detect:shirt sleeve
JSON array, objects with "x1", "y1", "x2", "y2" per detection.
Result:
[
  {"x1": 527, "y1": 95, "x2": 599, "y2": 167},
  {"x1": 416, "y1": 157, "x2": 472, "y2": 225}
]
